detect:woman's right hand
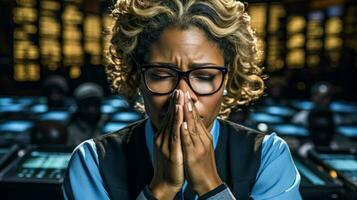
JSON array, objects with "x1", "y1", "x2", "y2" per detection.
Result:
[{"x1": 149, "y1": 90, "x2": 184, "y2": 200}]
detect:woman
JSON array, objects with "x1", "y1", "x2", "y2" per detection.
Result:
[{"x1": 62, "y1": 0, "x2": 301, "y2": 199}]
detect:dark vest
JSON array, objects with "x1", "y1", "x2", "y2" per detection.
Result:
[{"x1": 93, "y1": 119, "x2": 265, "y2": 200}]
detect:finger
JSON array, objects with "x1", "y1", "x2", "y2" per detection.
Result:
[
  {"x1": 180, "y1": 121, "x2": 194, "y2": 154},
  {"x1": 183, "y1": 91, "x2": 201, "y2": 146},
  {"x1": 159, "y1": 90, "x2": 178, "y2": 156},
  {"x1": 170, "y1": 104, "x2": 183, "y2": 161},
  {"x1": 171, "y1": 90, "x2": 184, "y2": 142}
]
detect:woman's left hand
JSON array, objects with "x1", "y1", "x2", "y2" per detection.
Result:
[{"x1": 180, "y1": 91, "x2": 223, "y2": 196}]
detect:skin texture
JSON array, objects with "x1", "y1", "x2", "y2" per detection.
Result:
[{"x1": 140, "y1": 26, "x2": 226, "y2": 199}]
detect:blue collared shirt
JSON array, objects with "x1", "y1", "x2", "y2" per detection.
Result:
[{"x1": 62, "y1": 119, "x2": 302, "y2": 200}]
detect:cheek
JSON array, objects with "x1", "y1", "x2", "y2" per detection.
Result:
[
  {"x1": 141, "y1": 85, "x2": 170, "y2": 127},
  {"x1": 197, "y1": 93, "x2": 223, "y2": 127}
]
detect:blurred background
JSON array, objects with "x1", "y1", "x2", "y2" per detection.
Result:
[{"x1": 0, "y1": 0, "x2": 357, "y2": 199}]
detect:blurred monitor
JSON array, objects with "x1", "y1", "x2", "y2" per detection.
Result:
[
  {"x1": 0, "y1": 147, "x2": 72, "y2": 184},
  {"x1": 39, "y1": 111, "x2": 70, "y2": 122},
  {"x1": 330, "y1": 102, "x2": 357, "y2": 114},
  {"x1": 103, "y1": 98, "x2": 129, "y2": 109},
  {"x1": 257, "y1": 106, "x2": 296, "y2": 117},
  {"x1": 16, "y1": 151, "x2": 71, "y2": 179},
  {"x1": 0, "y1": 104, "x2": 24, "y2": 113},
  {"x1": 101, "y1": 104, "x2": 118, "y2": 114},
  {"x1": 291, "y1": 100, "x2": 314, "y2": 110},
  {"x1": 337, "y1": 126, "x2": 357, "y2": 138},
  {"x1": 316, "y1": 153, "x2": 357, "y2": 187},
  {"x1": 111, "y1": 111, "x2": 142, "y2": 122},
  {"x1": 30, "y1": 104, "x2": 48, "y2": 114},
  {"x1": 293, "y1": 154, "x2": 343, "y2": 199},
  {"x1": 0, "y1": 120, "x2": 33, "y2": 144},
  {"x1": 16, "y1": 97, "x2": 35, "y2": 106},
  {"x1": 249, "y1": 112, "x2": 285, "y2": 124},
  {"x1": 294, "y1": 158, "x2": 326, "y2": 186},
  {"x1": 0, "y1": 120, "x2": 34, "y2": 133},
  {"x1": 102, "y1": 121, "x2": 129, "y2": 134},
  {"x1": 271, "y1": 124, "x2": 309, "y2": 137},
  {"x1": 0, "y1": 97, "x2": 13, "y2": 106}
]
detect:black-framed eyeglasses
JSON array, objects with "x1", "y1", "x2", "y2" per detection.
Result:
[{"x1": 140, "y1": 64, "x2": 228, "y2": 95}]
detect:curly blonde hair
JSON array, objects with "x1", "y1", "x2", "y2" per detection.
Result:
[{"x1": 105, "y1": 0, "x2": 265, "y2": 118}]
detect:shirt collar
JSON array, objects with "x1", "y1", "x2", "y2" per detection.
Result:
[{"x1": 145, "y1": 118, "x2": 220, "y2": 164}]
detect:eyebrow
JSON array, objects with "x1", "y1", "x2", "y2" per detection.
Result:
[{"x1": 147, "y1": 62, "x2": 220, "y2": 69}]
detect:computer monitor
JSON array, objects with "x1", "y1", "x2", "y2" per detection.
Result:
[
  {"x1": 0, "y1": 120, "x2": 34, "y2": 133},
  {"x1": 271, "y1": 124, "x2": 309, "y2": 137},
  {"x1": 102, "y1": 122, "x2": 129, "y2": 134},
  {"x1": 257, "y1": 105, "x2": 296, "y2": 117},
  {"x1": 39, "y1": 111, "x2": 70, "y2": 122},
  {"x1": 16, "y1": 151, "x2": 71, "y2": 179},
  {"x1": 291, "y1": 100, "x2": 314, "y2": 110},
  {"x1": 30, "y1": 104, "x2": 48, "y2": 114},
  {"x1": 111, "y1": 111, "x2": 142, "y2": 122},
  {"x1": 313, "y1": 152, "x2": 357, "y2": 188},
  {"x1": 0, "y1": 104, "x2": 24, "y2": 113},
  {"x1": 330, "y1": 102, "x2": 357, "y2": 114},
  {"x1": 337, "y1": 126, "x2": 357, "y2": 138},
  {"x1": 249, "y1": 112, "x2": 285, "y2": 124},
  {"x1": 101, "y1": 104, "x2": 118, "y2": 114}
]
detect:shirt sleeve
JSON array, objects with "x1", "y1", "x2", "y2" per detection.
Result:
[
  {"x1": 250, "y1": 133, "x2": 302, "y2": 200},
  {"x1": 62, "y1": 139, "x2": 111, "y2": 200}
]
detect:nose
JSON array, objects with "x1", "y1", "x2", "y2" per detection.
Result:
[{"x1": 177, "y1": 79, "x2": 198, "y2": 102}]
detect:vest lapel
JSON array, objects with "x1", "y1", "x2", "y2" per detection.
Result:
[{"x1": 127, "y1": 121, "x2": 154, "y2": 198}]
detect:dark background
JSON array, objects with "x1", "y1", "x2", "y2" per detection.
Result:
[{"x1": 0, "y1": 0, "x2": 356, "y2": 102}]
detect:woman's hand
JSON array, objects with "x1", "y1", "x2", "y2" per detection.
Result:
[
  {"x1": 180, "y1": 92, "x2": 223, "y2": 196},
  {"x1": 149, "y1": 90, "x2": 185, "y2": 200}
]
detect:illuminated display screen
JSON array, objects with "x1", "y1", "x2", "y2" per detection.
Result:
[
  {"x1": 291, "y1": 100, "x2": 314, "y2": 110},
  {"x1": 111, "y1": 112, "x2": 142, "y2": 122},
  {"x1": 337, "y1": 126, "x2": 357, "y2": 137},
  {"x1": 39, "y1": 111, "x2": 70, "y2": 121},
  {"x1": 258, "y1": 106, "x2": 296, "y2": 117},
  {"x1": 0, "y1": 97, "x2": 13, "y2": 106},
  {"x1": 319, "y1": 154, "x2": 357, "y2": 171},
  {"x1": 330, "y1": 102, "x2": 357, "y2": 113},
  {"x1": 15, "y1": 151, "x2": 71, "y2": 179},
  {"x1": 249, "y1": 113, "x2": 285, "y2": 124},
  {"x1": 30, "y1": 104, "x2": 48, "y2": 113},
  {"x1": 0, "y1": 121, "x2": 34, "y2": 133},
  {"x1": 103, "y1": 98, "x2": 129, "y2": 108},
  {"x1": 101, "y1": 104, "x2": 118, "y2": 114},
  {"x1": 0, "y1": 104, "x2": 24, "y2": 113},
  {"x1": 272, "y1": 124, "x2": 309, "y2": 136},
  {"x1": 318, "y1": 154, "x2": 357, "y2": 184},
  {"x1": 294, "y1": 158, "x2": 326, "y2": 186},
  {"x1": 22, "y1": 151, "x2": 71, "y2": 169},
  {"x1": 102, "y1": 122, "x2": 129, "y2": 134}
]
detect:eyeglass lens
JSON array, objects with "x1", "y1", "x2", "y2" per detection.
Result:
[{"x1": 144, "y1": 67, "x2": 224, "y2": 94}]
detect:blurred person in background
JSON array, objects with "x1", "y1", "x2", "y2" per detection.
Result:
[
  {"x1": 42, "y1": 75, "x2": 71, "y2": 109},
  {"x1": 66, "y1": 82, "x2": 106, "y2": 146},
  {"x1": 292, "y1": 82, "x2": 340, "y2": 156}
]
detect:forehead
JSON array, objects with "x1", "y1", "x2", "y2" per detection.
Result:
[{"x1": 148, "y1": 26, "x2": 224, "y2": 66}]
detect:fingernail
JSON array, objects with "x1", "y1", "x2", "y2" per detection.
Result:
[
  {"x1": 188, "y1": 102, "x2": 192, "y2": 112},
  {"x1": 186, "y1": 91, "x2": 191, "y2": 100},
  {"x1": 183, "y1": 122, "x2": 188, "y2": 130},
  {"x1": 176, "y1": 90, "x2": 180, "y2": 99}
]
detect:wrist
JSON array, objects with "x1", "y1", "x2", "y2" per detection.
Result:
[
  {"x1": 195, "y1": 177, "x2": 223, "y2": 196},
  {"x1": 149, "y1": 181, "x2": 181, "y2": 200}
]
